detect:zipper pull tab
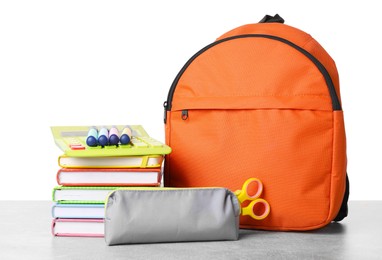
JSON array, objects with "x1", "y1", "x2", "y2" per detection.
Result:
[
  {"x1": 163, "y1": 101, "x2": 168, "y2": 124},
  {"x1": 181, "y1": 110, "x2": 188, "y2": 120}
]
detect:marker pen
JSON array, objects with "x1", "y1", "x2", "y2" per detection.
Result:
[
  {"x1": 86, "y1": 127, "x2": 98, "y2": 147},
  {"x1": 98, "y1": 127, "x2": 109, "y2": 146},
  {"x1": 120, "y1": 126, "x2": 132, "y2": 145},
  {"x1": 109, "y1": 126, "x2": 120, "y2": 145}
]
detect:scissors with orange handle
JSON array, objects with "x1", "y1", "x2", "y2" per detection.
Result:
[{"x1": 234, "y1": 178, "x2": 271, "y2": 220}]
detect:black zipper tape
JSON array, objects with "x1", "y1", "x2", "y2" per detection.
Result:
[{"x1": 165, "y1": 34, "x2": 342, "y2": 113}]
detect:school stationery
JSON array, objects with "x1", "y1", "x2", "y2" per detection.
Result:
[
  {"x1": 52, "y1": 203, "x2": 105, "y2": 219},
  {"x1": 120, "y1": 126, "x2": 132, "y2": 145},
  {"x1": 234, "y1": 178, "x2": 270, "y2": 220},
  {"x1": 108, "y1": 126, "x2": 120, "y2": 145},
  {"x1": 86, "y1": 127, "x2": 98, "y2": 147},
  {"x1": 52, "y1": 218, "x2": 104, "y2": 237},
  {"x1": 58, "y1": 154, "x2": 164, "y2": 168},
  {"x1": 52, "y1": 186, "x2": 123, "y2": 204},
  {"x1": 98, "y1": 127, "x2": 109, "y2": 146},
  {"x1": 51, "y1": 125, "x2": 171, "y2": 157},
  {"x1": 104, "y1": 188, "x2": 240, "y2": 245},
  {"x1": 163, "y1": 14, "x2": 349, "y2": 231},
  {"x1": 56, "y1": 168, "x2": 162, "y2": 186}
]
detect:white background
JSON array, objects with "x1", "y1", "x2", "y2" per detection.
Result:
[{"x1": 0, "y1": 0, "x2": 380, "y2": 200}]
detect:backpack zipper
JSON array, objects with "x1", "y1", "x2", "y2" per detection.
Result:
[
  {"x1": 181, "y1": 110, "x2": 189, "y2": 120},
  {"x1": 165, "y1": 34, "x2": 342, "y2": 118},
  {"x1": 163, "y1": 101, "x2": 168, "y2": 123}
]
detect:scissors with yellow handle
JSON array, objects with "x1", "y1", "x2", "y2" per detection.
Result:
[{"x1": 234, "y1": 178, "x2": 270, "y2": 220}]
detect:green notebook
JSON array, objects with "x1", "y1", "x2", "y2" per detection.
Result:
[{"x1": 52, "y1": 186, "x2": 124, "y2": 204}]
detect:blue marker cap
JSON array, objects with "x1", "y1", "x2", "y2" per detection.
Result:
[
  {"x1": 86, "y1": 128, "x2": 98, "y2": 147},
  {"x1": 86, "y1": 136, "x2": 98, "y2": 147},
  {"x1": 109, "y1": 135, "x2": 119, "y2": 145},
  {"x1": 98, "y1": 135, "x2": 108, "y2": 146},
  {"x1": 120, "y1": 126, "x2": 132, "y2": 145},
  {"x1": 120, "y1": 134, "x2": 130, "y2": 145},
  {"x1": 108, "y1": 127, "x2": 120, "y2": 145},
  {"x1": 98, "y1": 128, "x2": 109, "y2": 146}
]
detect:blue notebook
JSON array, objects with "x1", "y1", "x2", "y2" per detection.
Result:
[{"x1": 52, "y1": 203, "x2": 105, "y2": 219}]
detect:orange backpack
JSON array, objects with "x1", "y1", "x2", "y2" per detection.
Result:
[{"x1": 163, "y1": 14, "x2": 349, "y2": 231}]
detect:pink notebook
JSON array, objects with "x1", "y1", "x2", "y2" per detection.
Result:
[{"x1": 52, "y1": 218, "x2": 104, "y2": 237}]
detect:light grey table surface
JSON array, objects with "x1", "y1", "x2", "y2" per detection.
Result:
[{"x1": 0, "y1": 201, "x2": 380, "y2": 260}]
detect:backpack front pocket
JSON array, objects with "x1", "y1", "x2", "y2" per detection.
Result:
[{"x1": 166, "y1": 107, "x2": 334, "y2": 230}]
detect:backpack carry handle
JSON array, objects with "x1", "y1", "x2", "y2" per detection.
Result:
[{"x1": 259, "y1": 14, "x2": 284, "y2": 24}]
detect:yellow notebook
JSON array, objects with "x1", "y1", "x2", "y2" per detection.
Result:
[{"x1": 58, "y1": 154, "x2": 164, "y2": 168}]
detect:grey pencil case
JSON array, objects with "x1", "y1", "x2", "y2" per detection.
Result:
[{"x1": 104, "y1": 187, "x2": 240, "y2": 245}]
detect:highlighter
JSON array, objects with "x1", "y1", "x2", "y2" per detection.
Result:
[
  {"x1": 86, "y1": 127, "x2": 98, "y2": 147},
  {"x1": 109, "y1": 126, "x2": 120, "y2": 145},
  {"x1": 98, "y1": 127, "x2": 109, "y2": 146},
  {"x1": 120, "y1": 126, "x2": 132, "y2": 145}
]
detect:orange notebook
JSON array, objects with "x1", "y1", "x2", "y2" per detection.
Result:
[{"x1": 56, "y1": 168, "x2": 162, "y2": 186}]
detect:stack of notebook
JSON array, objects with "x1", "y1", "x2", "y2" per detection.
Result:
[{"x1": 50, "y1": 125, "x2": 171, "y2": 237}]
